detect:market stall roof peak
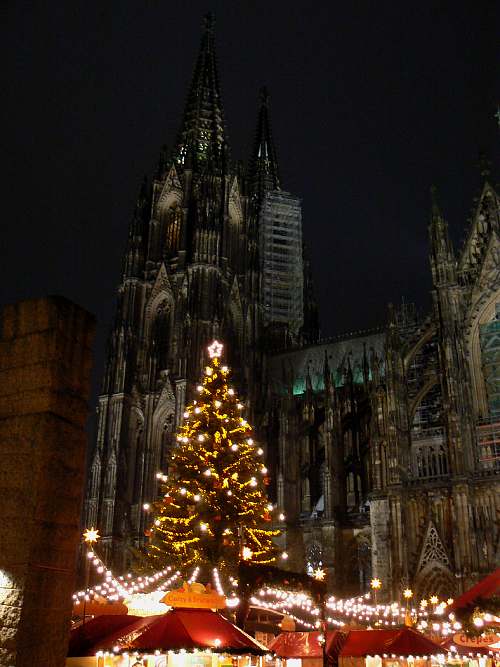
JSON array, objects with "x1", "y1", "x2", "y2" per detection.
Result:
[{"x1": 68, "y1": 608, "x2": 269, "y2": 657}]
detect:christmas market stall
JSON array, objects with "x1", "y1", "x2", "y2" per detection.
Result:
[
  {"x1": 333, "y1": 627, "x2": 443, "y2": 667},
  {"x1": 67, "y1": 589, "x2": 271, "y2": 667},
  {"x1": 440, "y1": 633, "x2": 499, "y2": 662},
  {"x1": 270, "y1": 628, "x2": 445, "y2": 667},
  {"x1": 439, "y1": 568, "x2": 500, "y2": 663},
  {"x1": 447, "y1": 568, "x2": 500, "y2": 636},
  {"x1": 269, "y1": 630, "x2": 342, "y2": 667}
]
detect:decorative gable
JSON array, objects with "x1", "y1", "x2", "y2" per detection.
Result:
[
  {"x1": 228, "y1": 175, "x2": 243, "y2": 221},
  {"x1": 147, "y1": 263, "x2": 174, "y2": 313},
  {"x1": 460, "y1": 182, "x2": 500, "y2": 280},
  {"x1": 416, "y1": 521, "x2": 450, "y2": 573},
  {"x1": 157, "y1": 164, "x2": 183, "y2": 210}
]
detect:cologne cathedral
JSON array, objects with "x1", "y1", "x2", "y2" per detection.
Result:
[{"x1": 84, "y1": 14, "x2": 500, "y2": 598}]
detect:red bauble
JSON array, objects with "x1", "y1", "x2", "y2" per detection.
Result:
[
  {"x1": 263, "y1": 512, "x2": 271, "y2": 522},
  {"x1": 144, "y1": 529, "x2": 152, "y2": 537},
  {"x1": 263, "y1": 476, "x2": 271, "y2": 486},
  {"x1": 163, "y1": 496, "x2": 173, "y2": 505},
  {"x1": 214, "y1": 515, "x2": 222, "y2": 521}
]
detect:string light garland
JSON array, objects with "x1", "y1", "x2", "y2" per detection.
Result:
[
  {"x1": 72, "y1": 547, "x2": 498, "y2": 648},
  {"x1": 73, "y1": 549, "x2": 180, "y2": 604}
]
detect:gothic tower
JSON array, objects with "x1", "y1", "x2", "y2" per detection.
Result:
[
  {"x1": 85, "y1": 15, "x2": 248, "y2": 567},
  {"x1": 84, "y1": 14, "x2": 314, "y2": 569}
]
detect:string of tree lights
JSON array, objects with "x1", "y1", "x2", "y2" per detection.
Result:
[{"x1": 146, "y1": 340, "x2": 281, "y2": 577}]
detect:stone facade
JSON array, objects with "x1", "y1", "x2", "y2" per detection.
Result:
[
  {"x1": 0, "y1": 297, "x2": 95, "y2": 666},
  {"x1": 84, "y1": 14, "x2": 499, "y2": 597},
  {"x1": 265, "y1": 184, "x2": 500, "y2": 597}
]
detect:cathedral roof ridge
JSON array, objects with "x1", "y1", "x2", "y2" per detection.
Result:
[
  {"x1": 270, "y1": 326, "x2": 386, "y2": 358},
  {"x1": 316, "y1": 325, "x2": 386, "y2": 345}
]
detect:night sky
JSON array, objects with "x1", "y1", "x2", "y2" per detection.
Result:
[{"x1": 2, "y1": 1, "x2": 499, "y2": 399}]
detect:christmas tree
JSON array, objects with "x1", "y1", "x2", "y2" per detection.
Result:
[{"x1": 147, "y1": 340, "x2": 280, "y2": 577}]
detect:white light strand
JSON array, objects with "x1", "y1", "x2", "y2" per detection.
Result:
[
  {"x1": 212, "y1": 568, "x2": 225, "y2": 596},
  {"x1": 74, "y1": 551, "x2": 179, "y2": 603}
]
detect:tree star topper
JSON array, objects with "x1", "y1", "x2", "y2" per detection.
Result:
[{"x1": 208, "y1": 340, "x2": 223, "y2": 359}]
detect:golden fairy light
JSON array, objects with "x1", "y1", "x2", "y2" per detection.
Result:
[
  {"x1": 242, "y1": 547, "x2": 253, "y2": 560},
  {"x1": 83, "y1": 527, "x2": 100, "y2": 544}
]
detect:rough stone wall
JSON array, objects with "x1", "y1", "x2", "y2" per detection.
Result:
[{"x1": 0, "y1": 297, "x2": 95, "y2": 667}]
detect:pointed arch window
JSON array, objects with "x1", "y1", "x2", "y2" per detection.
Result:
[
  {"x1": 347, "y1": 472, "x2": 356, "y2": 509},
  {"x1": 152, "y1": 303, "x2": 171, "y2": 372},
  {"x1": 104, "y1": 452, "x2": 117, "y2": 498},
  {"x1": 166, "y1": 205, "x2": 182, "y2": 255},
  {"x1": 90, "y1": 452, "x2": 101, "y2": 498},
  {"x1": 479, "y1": 303, "x2": 500, "y2": 419}
]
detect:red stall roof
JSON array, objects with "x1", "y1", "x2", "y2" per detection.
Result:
[
  {"x1": 338, "y1": 628, "x2": 442, "y2": 658},
  {"x1": 123, "y1": 608, "x2": 268, "y2": 654},
  {"x1": 269, "y1": 629, "x2": 440, "y2": 660},
  {"x1": 449, "y1": 569, "x2": 500, "y2": 612},
  {"x1": 269, "y1": 631, "x2": 325, "y2": 658},
  {"x1": 68, "y1": 608, "x2": 268, "y2": 657},
  {"x1": 68, "y1": 615, "x2": 145, "y2": 656}
]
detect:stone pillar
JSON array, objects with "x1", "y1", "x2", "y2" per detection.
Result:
[
  {"x1": 370, "y1": 497, "x2": 391, "y2": 598},
  {"x1": 0, "y1": 296, "x2": 95, "y2": 666}
]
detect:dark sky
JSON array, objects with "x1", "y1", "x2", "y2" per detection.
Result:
[{"x1": 2, "y1": 1, "x2": 499, "y2": 397}]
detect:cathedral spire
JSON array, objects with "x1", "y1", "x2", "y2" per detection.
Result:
[
  {"x1": 248, "y1": 86, "x2": 280, "y2": 202},
  {"x1": 429, "y1": 186, "x2": 457, "y2": 286},
  {"x1": 174, "y1": 13, "x2": 228, "y2": 173}
]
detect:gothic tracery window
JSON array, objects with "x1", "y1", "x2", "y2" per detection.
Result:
[
  {"x1": 166, "y1": 206, "x2": 182, "y2": 255},
  {"x1": 90, "y1": 453, "x2": 101, "y2": 498},
  {"x1": 152, "y1": 303, "x2": 171, "y2": 372}
]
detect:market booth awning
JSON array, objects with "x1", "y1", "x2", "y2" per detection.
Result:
[
  {"x1": 269, "y1": 631, "x2": 343, "y2": 659},
  {"x1": 337, "y1": 628, "x2": 442, "y2": 658},
  {"x1": 68, "y1": 608, "x2": 269, "y2": 657},
  {"x1": 269, "y1": 628, "x2": 440, "y2": 660},
  {"x1": 269, "y1": 631, "x2": 323, "y2": 658},
  {"x1": 68, "y1": 615, "x2": 149, "y2": 657},
  {"x1": 120, "y1": 608, "x2": 268, "y2": 654},
  {"x1": 72, "y1": 598, "x2": 128, "y2": 619},
  {"x1": 448, "y1": 569, "x2": 500, "y2": 613}
]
